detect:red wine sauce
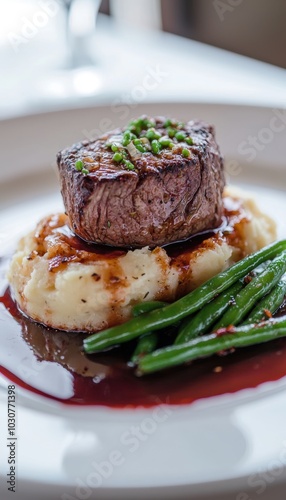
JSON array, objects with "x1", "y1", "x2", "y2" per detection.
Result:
[{"x1": 1, "y1": 285, "x2": 286, "y2": 408}]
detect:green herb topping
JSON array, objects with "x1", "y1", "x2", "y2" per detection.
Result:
[
  {"x1": 75, "y1": 160, "x2": 89, "y2": 174},
  {"x1": 186, "y1": 137, "x2": 194, "y2": 145},
  {"x1": 182, "y1": 148, "x2": 190, "y2": 158},
  {"x1": 167, "y1": 127, "x2": 176, "y2": 138},
  {"x1": 123, "y1": 159, "x2": 135, "y2": 170},
  {"x1": 175, "y1": 131, "x2": 186, "y2": 142},
  {"x1": 75, "y1": 160, "x2": 84, "y2": 171},
  {"x1": 105, "y1": 116, "x2": 195, "y2": 166},
  {"x1": 151, "y1": 139, "x2": 161, "y2": 155},
  {"x1": 159, "y1": 136, "x2": 173, "y2": 148},
  {"x1": 146, "y1": 128, "x2": 161, "y2": 141},
  {"x1": 113, "y1": 152, "x2": 123, "y2": 163}
]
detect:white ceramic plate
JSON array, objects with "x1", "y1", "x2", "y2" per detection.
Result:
[{"x1": 0, "y1": 103, "x2": 286, "y2": 500}]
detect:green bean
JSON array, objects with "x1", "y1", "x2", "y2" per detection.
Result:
[
  {"x1": 175, "y1": 265, "x2": 267, "y2": 344},
  {"x1": 242, "y1": 279, "x2": 286, "y2": 325},
  {"x1": 175, "y1": 281, "x2": 243, "y2": 344},
  {"x1": 131, "y1": 301, "x2": 168, "y2": 361},
  {"x1": 136, "y1": 316, "x2": 286, "y2": 375},
  {"x1": 131, "y1": 302, "x2": 167, "y2": 362},
  {"x1": 83, "y1": 240, "x2": 286, "y2": 354},
  {"x1": 213, "y1": 252, "x2": 286, "y2": 330},
  {"x1": 132, "y1": 301, "x2": 168, "y2": 318},
  {"x1": 131, "y1": 332, "x2": 158, "y2": 363}
]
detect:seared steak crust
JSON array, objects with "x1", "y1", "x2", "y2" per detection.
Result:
[{"x1": 57, "y1": 117, "x2": 225, "y2": 247}]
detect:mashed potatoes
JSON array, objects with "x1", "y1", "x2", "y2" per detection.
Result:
[{"x1": 8, "y1": 188, "x2": 276, "y2": 332}]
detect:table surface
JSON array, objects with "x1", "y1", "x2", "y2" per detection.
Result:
[{"x1": 1, "y1": 11, "x2": 286, "y2": 121}]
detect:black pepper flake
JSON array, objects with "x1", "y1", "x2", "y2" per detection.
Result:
[{"x1": 91, "y1": 273, "x2": 101, "y2": 281}]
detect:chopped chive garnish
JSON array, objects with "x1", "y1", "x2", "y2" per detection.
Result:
[
  {"x1": 113, "y1": 152, "x2": 123, "y2": 163},
  {"x1": 144, "y1": 120, "x2": 154, "y2": 129},
  {"x1": 75, "y1": 160, "x2": 83, "y2": 171},
  {"x1": 182, "y1": 148, "x2": 190, "y2": 158},
  {"x1": 134, "y1": 125, "x2": 142, "y2": 136},
  {"x1": 122, "y1": 131, "x2": 132, "y2": 147},
  {"x1": 186, "y1": 137, "x2": 194, "y2": 145},
  {"x1": 175, "y1": 131, "x2": 186, "y2": 141},
  {"x1": 146, "y1": 128, "x2": 161, "y2": 141},
  {"x1": 159, "y1": 136, "x2": 172, "y2": 148},
  {"x1": 123, "y1": 159, "x2": 135, "y2": 170},
  {"x1": 151, "y1": 139, "x2": 161, "y2": 155},
  {"x1": 146, "y1": 129, "x2": 154, "y2": 140},
  {"x1": 163, "y1": 118, "x2": 172, "y2": 128},
  {"x1": 128, "y1": 122, "x2": 142, "y2": 136},
  {"x1": 134, "y1": 142, "x2": 146, "y2": 153},
  {"x1": 137, "y1": 118, "x2": 149, "y2": 128},
  {"x1": 107, "y1": 118, "x2": 192, "y2": 164},
  {"x1": 133, "y1": 138, "x2": 146, "y2": 151},
  {"x1": 82, "y1": 168, "x2": 89, "y2": 174},
  {"x1": 128, "y1": 117, "x2": 153, "y2": 132},
  {"x1": 167, "y1": 127, "x2": 176, "y2": 138}
]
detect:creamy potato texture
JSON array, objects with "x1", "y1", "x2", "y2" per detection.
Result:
[{"x1": 8, "y1": 188, "x2": 276, "y2": 332}]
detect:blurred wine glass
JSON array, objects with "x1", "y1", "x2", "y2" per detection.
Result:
[
  {"x1": 40, "y1": 0, "x2": 102, "y2": 100},
  {"x1": 61, "y1": 0, "x2": 101, "y2": 68}
]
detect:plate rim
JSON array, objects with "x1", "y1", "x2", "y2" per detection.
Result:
[{"x1": 1, "y1": 101, "x2": 286, "y2": 497}]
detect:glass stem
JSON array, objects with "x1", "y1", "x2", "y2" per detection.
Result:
[{"x1": 63, "y1": 0, "x2": 101, "y2": 69}]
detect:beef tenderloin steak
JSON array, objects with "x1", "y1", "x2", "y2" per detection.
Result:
[{"x1": 57, "y1": 116, "x2": 225, "y2": 247}]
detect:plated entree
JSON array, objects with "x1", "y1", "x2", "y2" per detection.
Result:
[{"x1": 6, "y1": 115, "x2": 286, "y2": 392}]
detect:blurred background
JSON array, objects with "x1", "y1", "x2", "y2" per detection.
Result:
[
  {"x1": 161, "y1": 0, "x2": 286, "y2": 69},
  {"x1": 0, "y1": 0, "x2": 285, "y2": 119},
  {"x1": 107, "y1": 0, "x2": 286, "y2": 68}
]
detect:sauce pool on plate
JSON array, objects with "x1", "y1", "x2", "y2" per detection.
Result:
[{"x1": 1, "y1": 259, "x2": 286, "y2": 408}]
